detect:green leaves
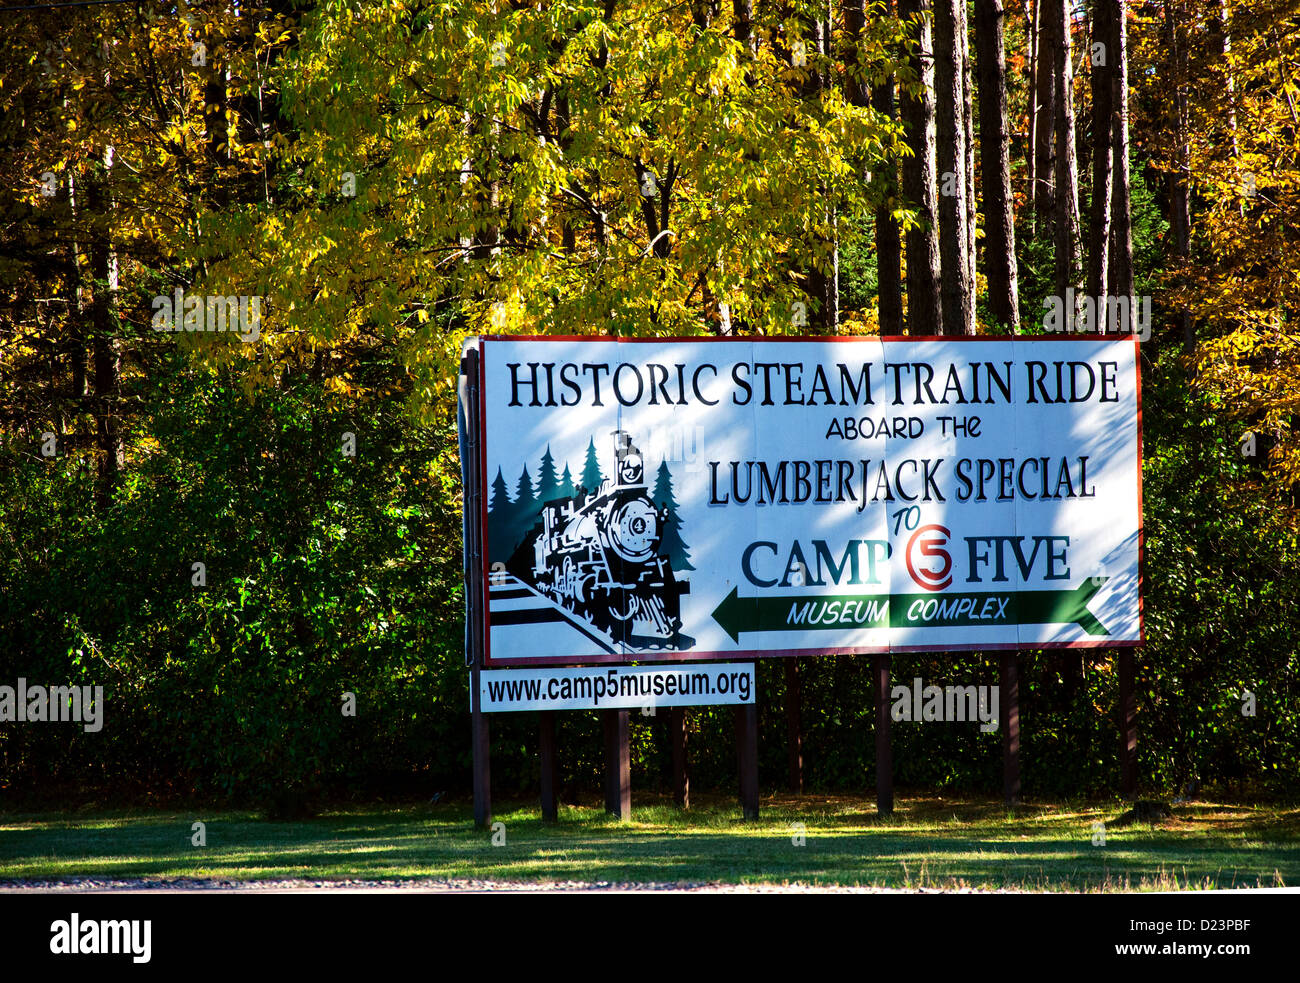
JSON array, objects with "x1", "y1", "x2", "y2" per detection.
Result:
[{"x1": 246, "y1": 0, "x2": 911, "y2": 409}]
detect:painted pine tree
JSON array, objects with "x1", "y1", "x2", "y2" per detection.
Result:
[
  {"x1": 652, "y1": 461, "x2": 694, "y2": 571},
  {"x1": 580, "y1": 437, "x2": 604, "y2": 495},
  {"x1": 535, "y1": 444, "x2": 560, "y2": 504},
  {"x1": 509, "y1": 464, "x2": 537, "y2": 554},
  {"x1": 487, "y1": 467, "x2": 513, "y2": 563},
  {"x1": 558, "y1": 462, "x2": 576, "y2": 499}
]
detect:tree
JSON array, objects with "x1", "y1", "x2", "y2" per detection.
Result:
[
  {"x1": 0, "y1": 1, "x2": 285, "y2": 506},
  {"x1": 898, "y1": 0, "x2": 944, "y2": 334},
  {"x1": 86, "y1": 157, "x2": 123, "y2": 507},
  {"x1": 652, "y1": 461, "x2": 694, "y2": 571},
  {"x1": 935, "y1": 0, "x2": 974, "y2": 334},
  {"x1": 535, "y1": 444, "x2": 560, "y2": 505},
  {"x1": 797, "y1": 6, "x2": 839, "y2": 332},
  {"x1": 961, "y1": 2, "x2": 977, "y2": 306},
  {"x1": 1032, "y1": 0, "x2": 1056, "y2": 231},
  {"x1": 1050, "y1": 0, "x2": 1082, "y2": 303},
  {"x1": 1170, "y1": 0, "x2": 1300, "y2": 493},
  {"x1": 861, "y1": 0, "x2": 905, "y2": 334},
  {"x1": 1163, "y1": 0, "x2": 1194, "y2": 352},
  {"x1": 249, "y1": 0, "x2": 910, "y2": 403},
  {"x1": 1087, "y1": 0, "x2": 1115, "y2": 305},
  {"x1": 509, "y1": 464, "x2": 537, "y2": 552},
  {"x1": 844, "y1": 0, "x2": 907, "y2": 334},
  {"x1": 580, "y1": 437, "x2": 604, "y2": 495},
  {"x1": 975, "y1": 0, "x2": 1020, "y2": 330},
  {"x1": 1026, "y1": 0, "x2": 1040, "y2": 231},
  {"x1": 488, "y1": 467, "x2": 513, "y2": 562},
  {"x1": 1108, "y1": 0, "x2": 1133, "y2": 303},
  {"x1": 558, "y1": 462, "x2": 576, "y2": 499}
]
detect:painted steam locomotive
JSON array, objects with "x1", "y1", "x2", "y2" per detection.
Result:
[{"x1": 507, "y1": 431, "x2": 691, "y2": 650}]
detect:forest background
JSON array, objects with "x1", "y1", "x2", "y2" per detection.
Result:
[{"x1": 1, "y1": 0, "x2": 1297, "y2": 814}]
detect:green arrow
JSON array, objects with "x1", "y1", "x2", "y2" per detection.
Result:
[
  {"x1": 889, "y1": 578, "x2": 1108, "y2": 635},
  {"x1": 711, "y1": 587, "x2": 891, "y2": 643},
  {"x1": 1014, "y1": 577, "x2": 1110, "y2": 636},
  {"x1": 711, "y1": 578, "x2": 1110, "y2": 641}
]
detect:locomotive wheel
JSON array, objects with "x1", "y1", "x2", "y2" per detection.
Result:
[
  {"x1": 561, "y1": 557, "x2": 587, "y2": 607},
  {"x1": 608, "y1": 592, "x2": 639, "y2": 622}
]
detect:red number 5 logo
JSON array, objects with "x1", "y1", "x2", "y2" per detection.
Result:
[{"x1": 906, "y1": 524, "x2": 952, "y2": 592}]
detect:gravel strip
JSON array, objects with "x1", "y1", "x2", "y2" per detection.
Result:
[{"x1": 0, "y1": 876, "x2": 1004, "y2": 894}]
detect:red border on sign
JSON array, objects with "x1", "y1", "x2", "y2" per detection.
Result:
[
  {"x1": 474, "y1": 334, "x2": 1145, "y2": 666},
  {"x1": 477, "y1": 338, "x2": 493, "y2": 668},
  {"x1": 1134, "y1": 337, "x2": 1146, "y2": 646}
]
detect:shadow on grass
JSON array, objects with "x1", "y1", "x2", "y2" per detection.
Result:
[{"x1": 1, "y1": 795, "x2": 1296, "y2": 890}]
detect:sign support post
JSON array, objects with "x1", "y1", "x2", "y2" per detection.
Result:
[
  {"x1": 670, "y1": 707, "x2": 689, "y2": 808},
  {"x1": 1120, "y1": 649, "x2": 1137, "y2": 796},
  {"x1": 461, "y1": 347, "x2": 492, "y2": 830},
  {"x1": 735, "y1": 687, "x2": 759, "y2": 820},
  {"x1": 785, "y1": 660, "x2": 803, "y2": 793},
  {"x1": 539, "y1": 710, "x2": 558, "y2": 822},
  {"x1": 603, "y1": 708, "x2": 631, "y2": 820},
  {"x1": 1001, "y1": 652, "x2": 1021, "y2": 808},
  {"x1": 471, "y1": 672, "x2": 491, "y2": 829},
  {"x1": 874, "y1": 653, "x2": 894, "y2": 815}
]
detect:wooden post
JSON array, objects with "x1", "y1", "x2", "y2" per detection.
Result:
[
  {"x1": 785, "y1": 659, "x2": 803, "y2": 793},
  {"x1": 1119, "y1": 648, "x2": 1137, "y2": 796},
  {"x1": 874, "y1": 653, "x2": 893, "y2": 815},
  {"x1": 539, "y1": 710, "x2": 558, "y2": 822},
  {"x1": 735, "y1": 701, "x2": 759, "y2": 820},
  {"x1": 461, "y1": 346, "x2": 491, "y2": 830},
  {"x1": 602, "y1": 708, "x2": 631, "y2": 820},
  {"x1": 471, "y1": 663, "x2": 491, "y2": 829},
  {"x1": 1001, "y1": 651, "x2": 1020, "y2": 808},
  {"x1": 670, "y1": 706, "x2": 689, "y2": 809}
]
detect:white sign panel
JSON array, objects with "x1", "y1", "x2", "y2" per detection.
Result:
[
  {"x1": 466, "y1": 336, "x2": 1142, "y2": 665},
  {"x1": 478, "y1": 663, "x2": 756, "y2": 712}
]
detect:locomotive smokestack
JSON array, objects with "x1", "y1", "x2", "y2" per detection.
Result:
[{"x1": 612, "y1": 430, "x2": 644, "y2": 486}]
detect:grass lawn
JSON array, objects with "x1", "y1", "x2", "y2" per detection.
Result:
[{"x1": 2, "y1": 794, "x2": 1297, "y2": 891}]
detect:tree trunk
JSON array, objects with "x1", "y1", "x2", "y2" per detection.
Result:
[
  {"x1": 961, "y1": 1, "x2": 977, "y2": 311},
  {"x1": 65, "y1": 172, "x2": 87, "y2": 415},
  {"x1": 734, "y1": 0, "x2": 755, "y2": 54},
  {"x1": 975, "y1": 0, "x2": 1020, "y2": 331},
  {"x1": 855, "y1": 0, "x2": 903, "y2": 333},
  {"x1": 1109, "y1": 0, "x2": 1133, "y2": 301},
  {"x1": 935, "y1": 0, "x2": 973, "y2": 336},
  {"x1": 873, "y1": 96, "x2": 905, "y2": 334},
  {"x1": 1163, "y1": 2, "x2": 1193, "y2": 353},
  {"x1": 1209, "y1": 1, "x2": 1238, "y2": 158},
  {"x1": 1026, "y1": 0, "x2": 1039, "y2": 234},
  {"x1": 1051, "y1": 0, "x2": 1082, "y2": 304},
  {"x1": 820, "y1": 10, "x2": 839, "y2": 332},
  {"x1": 1033, "y1": 0, "x2": 1056, "y2": 233},
  {"x1": 204, "y1": 22, "x2": 229, "y2": 211},
  {"x1": 785, "y1": 659, "x2": 803, "y2": 793},
  {"x1": 1087, "y1": 0, "x2": 1114, "y2": 304},
  {"x1": 799, "y1": 10, "x2": 837, "y2": 331},
  {"x1": 86, "y1": 156, "x2": 122, "y2": 508},
  {"x1": 898, "y1": 0, "x2": 943, "y2": 335}
]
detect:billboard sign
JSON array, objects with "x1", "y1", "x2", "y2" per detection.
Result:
[{"x1": 464, "y1": 336, "x2": 1142, "y2": 666}]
